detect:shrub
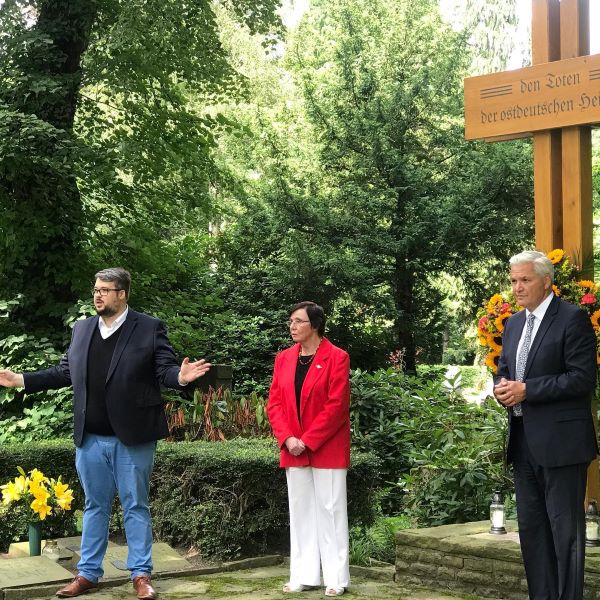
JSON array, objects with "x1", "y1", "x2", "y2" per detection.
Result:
[
  {"x1": 458, "y1": 365, "x2": 488, "y2": 391},
  {"x1": 349, "y1": 515, "x2": 410, "y2": 565},
  {"x1": 0, "y1": 334, "x2": 74, "y2": 443},
  {"x1": 415, "y1": 364, "x2": 447, "y2": 382},
  {"x1": 165, "y1": 389, "x2": 270, "y2": 441},
  {"x1": 400, "y1": 397, "x2": 511, "y2": 525},
  {"x1": 350, "y1": 367, "x2": 509, "y2": 520},
  {"x1": 350, "y1": 368, "x2": 457, "y2": 512},
  {"x1": 151, "y1": 438, "x2": 379, "y2": 559},
  {"x1": 0, "y1": 438, "x2": 380, "y2": 558}
]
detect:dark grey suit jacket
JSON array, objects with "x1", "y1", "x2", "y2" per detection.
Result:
[
  {"x1": 23, "y1": 310, "x2": 184, "y2": 446},
  {"x1": 496, "y1": 295, "x2": 598, "y2": 467}
]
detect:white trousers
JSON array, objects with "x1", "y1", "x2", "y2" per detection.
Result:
[{"x1": 286, "y1": 467, "x2": 350, "y2": 589}]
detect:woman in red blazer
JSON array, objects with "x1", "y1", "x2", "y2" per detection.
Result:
[{"x1": 267, "y1": 301, "x2": 350, "y2": 597}]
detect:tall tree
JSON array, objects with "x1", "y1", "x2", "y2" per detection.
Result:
[
  {"x1": 213, "y1": 0, "x2": 533, "y2": 370},
  {"x1": 286, "y1": 0, "x2": 532, "y2": 368}
]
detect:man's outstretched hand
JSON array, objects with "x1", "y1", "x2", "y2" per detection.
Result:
[
  {"x1": 0, "y1": 369, "x2": 24, "y2": 388},
  {"x1": 179, "y1": 358, "x2": 211, "y2": 385}
]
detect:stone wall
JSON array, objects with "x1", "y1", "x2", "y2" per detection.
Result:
[{"x1": 395, "y1": 520, "x2": 600, "y2": 600}]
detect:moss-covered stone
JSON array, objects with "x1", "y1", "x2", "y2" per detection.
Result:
[{"x1": 22, "y1": 565, "x2": 483, "y2": 600}]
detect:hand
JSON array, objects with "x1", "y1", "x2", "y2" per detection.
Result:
[
  {"x1": 284, "y1": 437, "x2": 306, "y2": 457},
  {"x1": 0, "y1": 369, "x2": 24, "y2": 388},
  {"x1": 179, "y1": 358, "x2": 211, "y2": 385},
  {"x1": 494, "y1": 377, "x2": 526, "y2": 407}
]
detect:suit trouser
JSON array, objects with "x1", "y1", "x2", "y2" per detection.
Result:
[
  {"x1": 285, "y1": 467, "x2": 350, "y2": 589},
  {"x1": 511, "y1": 418, "x2": 588, "y2": 600},
  {"x1": 75, "y1": 433, "x2": 156, "y2": 582}
]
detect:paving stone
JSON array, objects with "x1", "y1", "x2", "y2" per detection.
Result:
[
  {"x1": 102, "y1": 542, "x2": 191, "y2": 579},
  {"x1": 9, "y1": 535, "x2": 118, "y2": 559},
  {"x1": 0, "y1": 556, "x2": 72, "y2": 589},
  {"x1": 8, "y1": 540, "x2": 73, "y2": 560}
]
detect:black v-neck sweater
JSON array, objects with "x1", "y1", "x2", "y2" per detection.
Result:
[{"x1": 84, "y1": 325, "x2": 122, "y2": 435}]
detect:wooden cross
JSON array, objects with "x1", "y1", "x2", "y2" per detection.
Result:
[{"x1": 464, "y1": 0, "x2": 599, "y2": 500}]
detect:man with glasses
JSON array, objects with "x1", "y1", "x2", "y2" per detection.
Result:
[{"x1": 0, "y1": 268, "x2": 210, "y2": 599}]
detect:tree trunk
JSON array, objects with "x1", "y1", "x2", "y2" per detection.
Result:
[
  {"x1": 391, "y1": 187, "x2": 416, "y2": 371},
  {"x1": 0, "y1": 0, "x2": 97, "y2": 330},
  {"x1": 393, "y1": 259, "x2": 416, "y2": 372}
]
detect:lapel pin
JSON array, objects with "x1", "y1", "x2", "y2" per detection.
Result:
[{"x1": 316, "y1": 364, "x2": 322, "y2": 369}]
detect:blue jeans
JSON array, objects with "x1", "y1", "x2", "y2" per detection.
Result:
[{"x1": 75, "y1": 433, "x2": 156, "y2": 582}]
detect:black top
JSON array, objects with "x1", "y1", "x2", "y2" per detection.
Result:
[
  {"x1": 295, "y1": 355, "x2": 313, "y2": 420},
  {"x1": 84, "y1": 325, "x2": 122, "y2": 435}
]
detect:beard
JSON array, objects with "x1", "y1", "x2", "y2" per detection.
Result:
[{"x1": 95, "y1": 304, "x2": 118, "y2": 317}]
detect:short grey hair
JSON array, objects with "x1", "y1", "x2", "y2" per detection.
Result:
[
  {"x1": 509, "y1": 250, "x2": 554, "y2": 282},
  {"x1": 95, "y1": 267, "x2": 131, "y2": 297}
]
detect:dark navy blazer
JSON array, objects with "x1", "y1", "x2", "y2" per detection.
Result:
[
  {"x1": 496, "y1": 295, "x2": 598, "y2": 468},
  {"x1": 23, "y1": 309, "x2": 184, "y2": 447}
]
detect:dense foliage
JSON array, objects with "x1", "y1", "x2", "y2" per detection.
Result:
[
  {"x1": 350, "y1": 367, "x2": 510, "y2": 521},
  {"x1": 0, "y1": 0, "x2": 535, "y2": 422},
  {"x1": 0, "y1": 365, "x2": 509, "y2": 553},
  {"x1": 215, "y1": 0, "x2": 533, "y2": 372}
]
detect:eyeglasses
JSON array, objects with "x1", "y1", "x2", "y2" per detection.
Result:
[
  {"x1": 288, "y1": 319, "x2": 311, "y2": 327},
  {"x1": 92, "y1": 288, "x2": 122, "y2": 297}
]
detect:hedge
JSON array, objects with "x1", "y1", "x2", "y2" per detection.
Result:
[{"x1": 0, "y1": 438, "x2": 380, "y2": 558}]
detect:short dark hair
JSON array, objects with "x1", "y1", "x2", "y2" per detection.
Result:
[
  {"x1": 289, "y1": 301, "x2": 326, "y2": 336},
  {"x1": 95, "y1": 267, "x2": 131, "y2": 298}
]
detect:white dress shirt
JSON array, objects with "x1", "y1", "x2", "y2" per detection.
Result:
[
  {"x1": 98, "y1": 306, "x2": 129, "y2": 339},
  {"x1": 515, "y1": 292, "x2": 554, "y2": 372}
]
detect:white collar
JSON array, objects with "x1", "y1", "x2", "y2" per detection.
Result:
[
  {"x1": 99, "y1": 306, "x2": 129, "y2": 333},
  {"x1": 526, "y1": 292, "x2": 553, "y2": 322}
]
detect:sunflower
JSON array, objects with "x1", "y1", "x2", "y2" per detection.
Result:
[
  {"x1": 485, "y1": 351, "x2": 500, "y2": 374},
  {"x1": 478, "y1": 332, "x2": 489, "y2": 347},
  {"x1": 591, "y1": 310, "x2": 600, "y2": 331},
  {"x1": 552, "y1": 285, "x2": 561, "y2": 296},
  {"x1": 547, "y1": 249, "x2": 564, "y2": 264},
  {"x1": 486, "y1": 335, "x2": 503, "y2": 353},
  {"x1": 486, "y1": 294, "x2": 504, "y2": 313},
  {"x1": 494, "y1": 312, "x2": 512, "y2": 333},
  {"x1": 577, "y1": 280, "x2": 598, "y2": 292}
]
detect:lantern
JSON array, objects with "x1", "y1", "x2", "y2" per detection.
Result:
[{"x1": 490, "y1": 490, "x2": 507, "y2": 535}]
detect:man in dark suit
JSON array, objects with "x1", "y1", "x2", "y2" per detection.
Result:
[
  {"x1": 494, "y1": 250, "x2": 597, "y2": 600},
  {"x1": 0, "y1": 268, "x2": 210, "y2": 600}
]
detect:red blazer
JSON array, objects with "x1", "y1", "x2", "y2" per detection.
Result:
[{"x1": 267, "y1": 338, "x2": 351, "y2": 468}]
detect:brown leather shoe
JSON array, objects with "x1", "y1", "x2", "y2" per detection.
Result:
[
  {"x1": 132, "y1": 575, "x2": 157, "y2": 599},
  {"x1": 56, "y1": 575, "x2": 98, "y2": 597}
]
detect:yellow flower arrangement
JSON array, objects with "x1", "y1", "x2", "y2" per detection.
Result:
[
  {"x1": 1, "y1": 467, "x2": 73, "y2": 521},
  {"x1": 477, "y1": 291, "x2": 519, "y2": 374},
  {"x1": 478, "y1": 249, "x2": 600, "y2": 372}
]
